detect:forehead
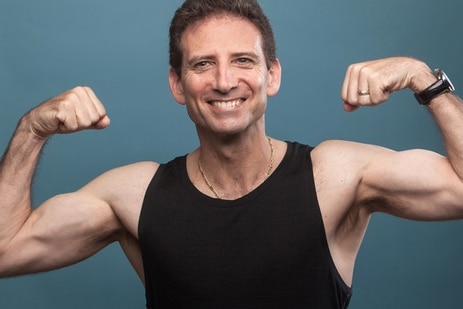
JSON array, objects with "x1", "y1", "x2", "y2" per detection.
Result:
[{"x1": 180, "y1": 14, "x2": 264, "y2": 58}]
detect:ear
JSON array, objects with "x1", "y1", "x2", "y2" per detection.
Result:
[
  {"x1": 266, "y1": 58, "x2": 282, "y2": 97},
  {"x1": 168, "y1": 67, "x2": 186, "y2": 105}
]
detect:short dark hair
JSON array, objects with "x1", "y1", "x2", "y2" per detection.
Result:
[{"x1": 169, "y1": 0, "x2": 277, "y2": 76}]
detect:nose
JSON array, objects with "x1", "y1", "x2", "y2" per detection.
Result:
[{"x1": 213, "y1": 63, "x2": 238, "y2": 94}]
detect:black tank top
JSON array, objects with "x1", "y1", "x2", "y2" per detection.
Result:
[{"x1": 138, "y1": 142, "x2": 352, "y2": 308}]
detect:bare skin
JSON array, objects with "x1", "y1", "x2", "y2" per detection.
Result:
[{"x1": 2, "y1": 14, "x2": 463, "y2": 293}]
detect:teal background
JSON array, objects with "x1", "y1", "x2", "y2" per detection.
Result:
[{"x1": 1, "y1": 0, "x2": 462, "y2": 308}]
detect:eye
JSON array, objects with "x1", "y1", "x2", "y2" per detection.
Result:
[
  {"x1": 194, "y1": 61, "x2": 211, "y2": 69},
  {"x1": 234, "y1": 57, "x2": 255, "y2": 68},
  {"x1": 236, "y1": 58, "x2": 251, "y2": 64}
]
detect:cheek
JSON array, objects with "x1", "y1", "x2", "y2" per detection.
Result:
[
  {"x1": 255, "y1": 76, "x2": 271, "y2": 96},
  {"x1": 254, "y1": 68, "x2": 271, "y2": 88},
  {"x1": 182, "y1": 75, "x2": 208, "y2": 100}
]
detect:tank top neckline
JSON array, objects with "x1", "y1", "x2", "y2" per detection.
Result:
[{"x1": 179, "y1": 141, "x2": 295, "y2": 208}]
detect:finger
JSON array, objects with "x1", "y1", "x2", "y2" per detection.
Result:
[
  {"x1": 74, "y1": 87, "x2": 102, "y2": 123},
  {"x1": 83, "y1": 87, "x2": 111, "y2": 129},
  {"x1": 357, "y1": 66, "x2": 371, "y2": 105},
  {"x1": 67, "y1": 87, "x2": 95, "y2": 130},
  {"x1": 54, "y1": 87, "x2": 106, "y2": 133},
  {"x1": 341, "y1": 64, "x2": 363, "y2": 111},
  {"x1": 340, "y1": 64, "x2": 352, "y2": 101},
  {"x1": 82, "y1": 86, "x2": 107, "y2": 120},
  {"x1": 73, "y1": 86, "x2": 110, "y2": 130},
  {"x1": 345, "y1": 64, "x2": 362, "y2": 105},
  {"x1": 56, "y1": 109, "x2": 78, "y2": 133},
  {"x1": 341, "y1": 64, "x2": 361, "y2": 104}
]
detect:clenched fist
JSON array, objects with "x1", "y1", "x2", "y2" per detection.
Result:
[
  {"x1": 27, "y1": 86, "x2": 110, "y2": 138},
  {"x1": 341, "y1": 57, "x2": 437, "y2": 112}
]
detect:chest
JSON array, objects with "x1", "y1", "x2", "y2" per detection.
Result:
[{"x1": 139, "y1": 187, "x2": 332, "y2": 303}]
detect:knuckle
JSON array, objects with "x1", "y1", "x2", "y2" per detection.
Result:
[
  {"x1": 68, "y1": 121, "x2": 79, "y2": 130},
  {"x1": 78, "y1": 119, "x2": 93, "y2": 128},
  {"x1": 358, "y1": 65, "x2": 372, "y2": 78},
  {"x1": 61, "y1": 118, "x2": 78, "y2": 132},
  {"x1": 369, "y1": 71, "x2": 381, "y2": 82},
  {"x1": 91, "y1": 113, "x2": 103, "y2": 124},
  {"x1": 62, "y1": 91, "x2": 79, "y2": 104},
  {"x1": 71, "y1": 85, "x2": 86, "y2": 94},
  {"x1": 348, "y1": 63, "x2": 360, "y2": 71},
  {"x1": 370, "y1": 97, "x2": 381, "y2": 105},
  {"x1": 67, "y1": 86, "x2": 88, "y2": 101},
  {"x1": 81, "y1": 85, "x2": 93, "y2": 93}
]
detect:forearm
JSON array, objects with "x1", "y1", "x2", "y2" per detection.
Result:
[
  {"x1": 0, "y1": 114, "x2": 47, "y2": 250},
  {"x1": 406, "y1": 61, "x2": 463, "y2": 178},
  {"x1": 408, "y1": 61, "x2": 463, "y2": 178},
  {"x1": 427, "y1": 92, "x2": 463, "y2": 179}
]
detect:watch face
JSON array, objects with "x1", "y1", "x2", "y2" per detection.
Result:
[{"x1": 441, "y1": 70, "x2": 456, "y2": 91}]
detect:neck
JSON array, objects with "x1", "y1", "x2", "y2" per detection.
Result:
[{"x1": 194, "y1": 135, "x2": 275, "y2": 200}]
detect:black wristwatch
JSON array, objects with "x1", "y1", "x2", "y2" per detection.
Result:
[{"x1": 414, "y1": 69, "x2": 455, "y2": 105}]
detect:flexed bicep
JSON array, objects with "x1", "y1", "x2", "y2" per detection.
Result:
[
  {"x1": 0, "y1": 190, "x2": 123, "y2": 277},
  {"x1": 360, "y1": 148, "x2": 463, "y2": 220}
]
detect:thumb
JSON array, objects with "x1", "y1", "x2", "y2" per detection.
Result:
[
  {"x1": 343, "y1": 101, "x2": 360, "y2": 112},
  {"x1": 93, "y1": 115, "x2": 111, "y2": 130}
]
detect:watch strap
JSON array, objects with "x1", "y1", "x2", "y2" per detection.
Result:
[{"x1": 414, "y1": 69, "x2": 455, "y2": 105}]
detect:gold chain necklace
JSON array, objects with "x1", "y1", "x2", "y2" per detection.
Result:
[{"x1": 198, "y1": 137, "x2": 274, "y2": 199}]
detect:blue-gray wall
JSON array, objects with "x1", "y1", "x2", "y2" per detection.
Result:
[{"x1": 1, "y1": 0, "x2": 462, "y2": 308}]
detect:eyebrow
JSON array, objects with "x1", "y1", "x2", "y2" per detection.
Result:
[{"x1": 231, "y1": 52, "x2": 260, "y2": 60}]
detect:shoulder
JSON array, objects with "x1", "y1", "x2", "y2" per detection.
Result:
[
  {"x1": 78, "y1": 161, "x2": 161, "y2": 237},
  {"x1": 310, "y1": 139, "x2": 395, "y2": 206},
  {"x1": 83, "y1": 161, "x2": 159, "y2": 186},
  {"x1": 310, "y1": 140, "x2": 364, "y2": 191},
  {"x1": 311, "y1": 139, "x2": 393, "y2": 169},
  {"x1": 105, "y1": 161, "x2": 160, "y2": 178},
  {"x1": 81, "y1": 161, "x2": 160, "y2": 206},
  {"x1": 312, "y1": 139, "x2": 390, "y2": 155}
]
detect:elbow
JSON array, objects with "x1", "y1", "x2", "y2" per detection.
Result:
[{"x1": 0, "y1": 247, "x2": 17, "y2": 278}]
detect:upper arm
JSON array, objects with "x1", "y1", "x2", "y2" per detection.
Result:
[
  {"x1": 359, "y1": 146, "x2": 463, "y2": 220},
  {"x1": 0, "y1": 190, "x2": 123, "y2": 277},
  {"x1": 314, "y1": 140, "x2": 463, "y2": 227},
  {"x1": 313, "y1": 140, "x2": 463, "y2": 284},
  {"x1": 0, "y1": 161, "x2": 158, "y2": 278}
]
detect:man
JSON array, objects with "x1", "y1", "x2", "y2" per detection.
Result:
[{"x1": 1, "y1": 0, "x2": 462, "y2": 308}]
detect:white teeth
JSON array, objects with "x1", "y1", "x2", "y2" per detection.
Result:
[{"x1": 212, "y1": 99, "x2": 242, "y2": 108}]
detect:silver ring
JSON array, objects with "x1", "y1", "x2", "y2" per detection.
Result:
[{"x1": 358, "y1": 90, "x2": 370, "y2": 96}]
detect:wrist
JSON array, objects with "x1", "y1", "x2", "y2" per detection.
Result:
[
  {"x1": 413, "y1": 69, "x2": 455, "y2": 105},
  {"x1": 18, "y1": 114, "x2": 49, "y2": 144},
  {"x1": 409, "y1": 63, "x2": 438, "y2": 93}
]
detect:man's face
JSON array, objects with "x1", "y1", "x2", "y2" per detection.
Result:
[{"x1": 169, "y1": 14, "x2": 281, "y2": 136}]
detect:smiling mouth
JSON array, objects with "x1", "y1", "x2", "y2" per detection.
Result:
[{"x1": 208, "y1": 99, "x2": 244, "y2": 109}]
